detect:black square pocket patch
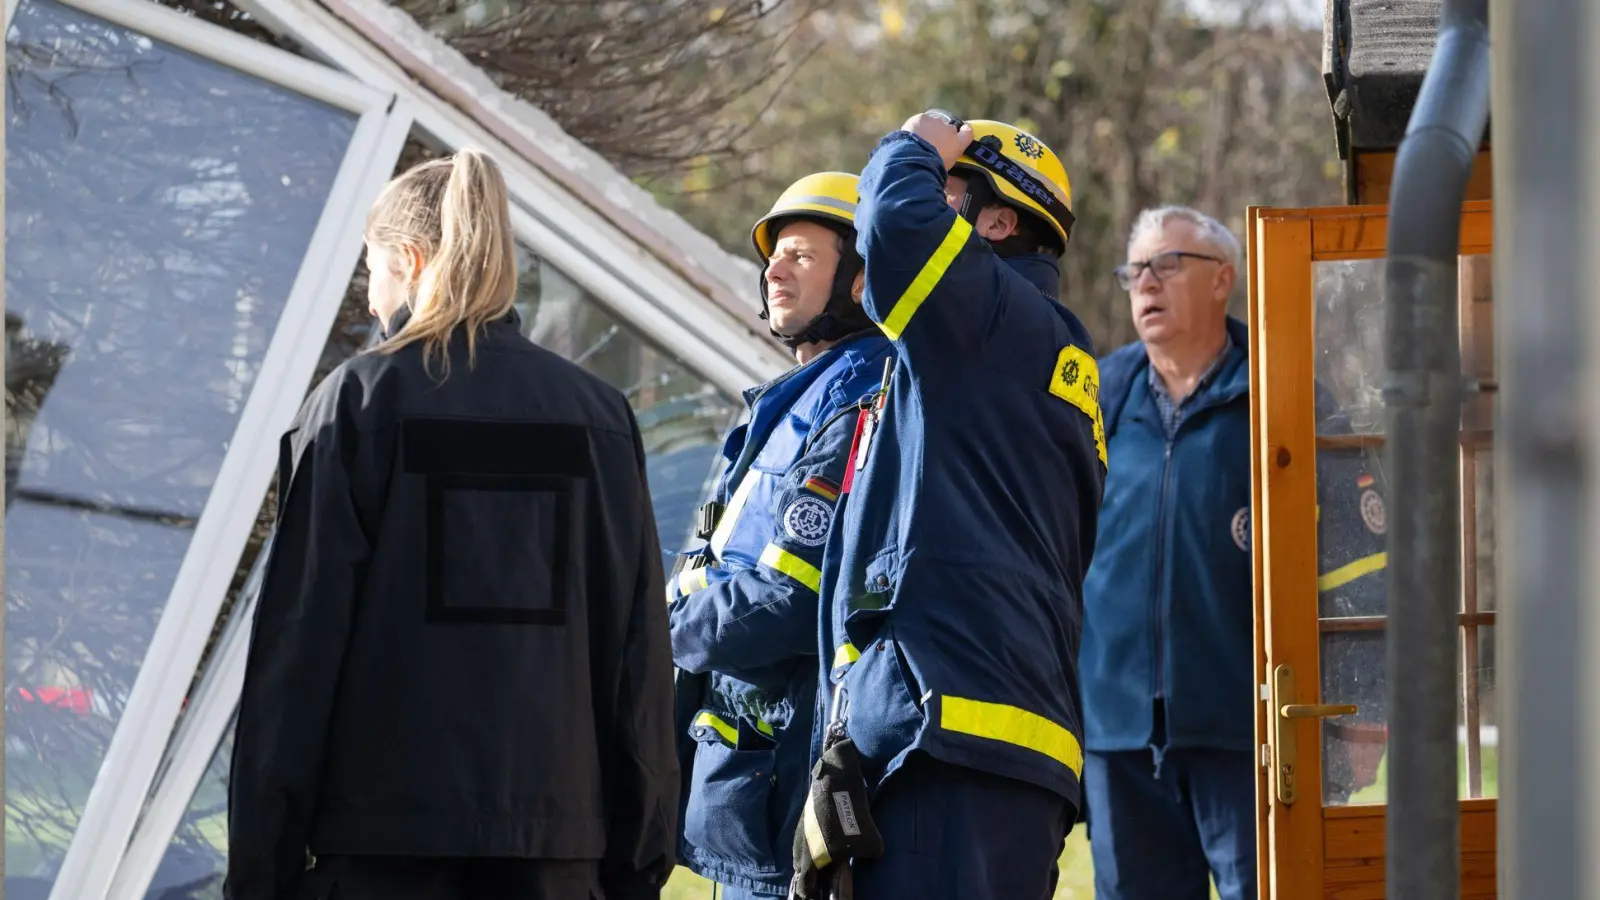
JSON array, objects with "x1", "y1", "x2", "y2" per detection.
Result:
[{"x1": 402, "y1": 418, "x2": 594, "y2": 625}]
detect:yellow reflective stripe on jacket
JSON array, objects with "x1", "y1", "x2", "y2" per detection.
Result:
[
  {"x1": 693, "y1": 711, "x2": 739, "y2": 746},
  {"x1": 759, "y1": 543, "x2": 822, "y2": 593},
  {"x1": 939, "y1": 695, "x2": 1084, "y2": 777},
  {"x1": 674, "y1": 568, "x2": 710, "y2": 598},
  {"x1": 709, "y1": 472, "x2": 759, "y2": 561},
  {"x1": 693, "y1": 711, "x2": 774, "y2": 744},
  {"x1": 878, "y1": 217, "x2": 973, "y2": 340},
  {"x1": 1318, "y1": 551, "x2": 1387, "y2": 592},
  {"x1": 833, "y1": 642, "x2": 861, "y2": 670}
]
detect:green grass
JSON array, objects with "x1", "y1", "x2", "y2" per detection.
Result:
[{"x1": 1349, "y1": 741, "x2": 1499, "y2": 805}]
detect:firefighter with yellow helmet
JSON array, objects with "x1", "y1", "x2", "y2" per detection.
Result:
[
  {"x1": 792, "y1": 115, "x2": 1104, "y2": 898},
  {"x1": 669, "y1": 172, "x2": 895, "y2": 898}
]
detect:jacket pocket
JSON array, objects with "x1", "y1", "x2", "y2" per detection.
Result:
[
  {"x1": 683, "y1": 710, "x2": 781, "y2": 873},
  {"x1": 839, "y1": 621, "x2": 925, "y2": 772}
]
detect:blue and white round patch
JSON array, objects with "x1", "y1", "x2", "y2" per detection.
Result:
[
  {"x1": 782, "y1": 495, "x2": 833, "y2": 547},
  {"x1": 1231, "y1": 506, "x2": 1251, "y2": 552}
]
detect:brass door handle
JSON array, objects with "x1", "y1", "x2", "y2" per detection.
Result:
[
  {"x1": 1269, "y1": 665, "x2": 1359, "y2": 805},
  {"x1": 1280, "y1": 703, "x2": 1358, "y2": 719}
]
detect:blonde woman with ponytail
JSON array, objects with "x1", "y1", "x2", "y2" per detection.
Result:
[{"x1": 228, "y1": 149, "x2": 679, "y2": 900}]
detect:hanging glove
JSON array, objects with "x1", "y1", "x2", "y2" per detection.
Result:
[{"x1": 787, "y1": 725, "x2": 883, "y2": 900}]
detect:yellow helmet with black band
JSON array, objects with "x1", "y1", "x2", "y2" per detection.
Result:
[
  {"x1": 751, "y1": 171, "x2": 860, "y2": 262},
  {"x1": 951, "y1": 119, "x2": 1075, "y2": 254},
  {"x1": 748, "y1": 171, "x2": 873, "y2": 351}
]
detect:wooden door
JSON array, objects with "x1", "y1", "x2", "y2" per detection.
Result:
[{"x1": 1247, "y1": 203, "x2": 1498, "y2": 899}]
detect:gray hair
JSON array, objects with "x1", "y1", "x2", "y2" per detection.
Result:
[{"x1": 1127, "y1": 205, "x2": 1242, "y2": 269}]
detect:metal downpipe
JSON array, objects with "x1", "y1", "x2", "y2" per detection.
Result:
[{"x1": 1382, "y1": 0, "x2": 1491, "y2": 896}]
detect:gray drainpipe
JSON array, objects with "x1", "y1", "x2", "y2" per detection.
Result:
[{"x1": 1382, "y1": 0, "x2": 1491, "y2": 897}]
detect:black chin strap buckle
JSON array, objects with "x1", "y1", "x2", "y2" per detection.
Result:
[{"x1": 694, "y1": 501, "x2": 724, "y2": 540}]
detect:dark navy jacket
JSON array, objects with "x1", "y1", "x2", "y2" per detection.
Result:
[
  {"x1": 816, "y1": 131, "x2": 1107, "y2": 812},
  {"x1": 1081, "y1": 317, "x2": 1389, "y2": 755},
  {"x1": 228, "y1": 309, "x2": 676, "y2": 900},
  {"x1": 670, "y1": 333, "x2": 893, "y2": 895}
]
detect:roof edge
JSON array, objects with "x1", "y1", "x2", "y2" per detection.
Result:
[{"x1": 319, "y1": 0, "x2": 764, "y2": 322}]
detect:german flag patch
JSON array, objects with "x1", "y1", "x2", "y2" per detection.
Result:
[
  {"x1": 802, "y1": 475, "x2": 841, "y2": 502},
  {"x1": 1357, "y1": 474, "x2": 1375, "y2": 489}
]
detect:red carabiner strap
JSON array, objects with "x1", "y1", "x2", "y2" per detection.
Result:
[{"x1": 839, "y1": 407, "x2": 872, "y2": 495}]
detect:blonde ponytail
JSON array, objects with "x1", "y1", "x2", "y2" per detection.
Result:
[{"x1": 365, "y1": 148, "x2": 519, "y2": 378}]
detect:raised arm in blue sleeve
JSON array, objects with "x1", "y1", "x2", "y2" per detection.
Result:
[
  {"x1": 667, "y1": 406, "x2": 859, "y2": 675},
  {"x1": 855, "y1": 131, "x2": 1004, "y2": 356}
]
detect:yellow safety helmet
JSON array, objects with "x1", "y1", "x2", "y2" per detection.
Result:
[
  {"x1": 951, "y1": 120, "x2": 1075, "y2": 253},
  {"x1": 750, "y1": 171, "x2": 860, "y2": 262},
  {"x1": 748, "y1": 171, "x2": 873, "y2": 350}
]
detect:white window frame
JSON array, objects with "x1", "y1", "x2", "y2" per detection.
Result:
[
  {"x1": 105, "y1": 541, "x2": 268, "y2": 900},
  {"x1": 5, "y1": 1, "x2": 418, "y2": 897}
]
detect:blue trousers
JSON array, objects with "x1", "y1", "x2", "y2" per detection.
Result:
[
  {"x1": 1084, "y1": 739, "x2": 1258, "y2": 900},
  {"x1": 849, "y1": 752, "x2": 1075, "y2": 900}
]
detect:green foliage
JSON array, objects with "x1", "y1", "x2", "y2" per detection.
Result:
[{"x1": 648, "y1": 0, "x2": 1342, "y2": 352}]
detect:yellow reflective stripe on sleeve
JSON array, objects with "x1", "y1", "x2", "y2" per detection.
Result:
[
  {"x1": 878, "y1": 217, "x2": 973, "y2": 340},
  {"x1": 1318, "y1": 551, "x2": 1388, "y2": 592},
  {"x1": 709, "y1": 472, "x2": 759, "y2": 561},
  {"x1": 693, "y1": 712, "x2": 739, "y2": 746},
  {"x1": 1047, "y1": 345, "x2": 1107, "y2": 466},
  {"x1": 759, "y1": 543, "x2": 822, "y2": 593},
  {"x1": 833, "y1": 643, "x2": 861, "y2": 670},
  {"x1": 939, "y1": 695, "x2": 1084, "y2": 777},
  {"x1": 756, "y1": 719, "x2": 775, "y2": 738}
]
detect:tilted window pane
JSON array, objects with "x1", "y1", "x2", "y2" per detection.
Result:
[
  {"x1": 4, "y1": 0, "x2": 358, "y2": 887},
  {"x1": 512, "y1": 245, "x2": 738, "y2": 563}
]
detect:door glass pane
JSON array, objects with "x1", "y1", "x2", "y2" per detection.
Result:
[
  {"x1": 1312, "y1": 255, "x2": 1499, "y2": 806},
  {"x1": 1313, "y1": 258, "x2": 1392, "y2": 806},
  {"x1": 5, "y1": 0, "x2": 358, "y2": 887}
]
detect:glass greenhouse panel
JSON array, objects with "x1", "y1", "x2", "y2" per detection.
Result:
[
  {"x1": 511, "y1": 245, "x2": 738, "y2": 563},
  {"x1": 4, "y1": 0, "x2": 359, "y2": 888}
]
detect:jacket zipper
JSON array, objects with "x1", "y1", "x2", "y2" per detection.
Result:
[
  {"x1": 1148, "y1": 381, "x2": 1247, "y2": 713},
  {"x1": 1151, "y1": 440, "x2": 1174, "y2": 701}
]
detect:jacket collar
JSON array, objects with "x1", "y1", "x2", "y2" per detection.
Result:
[
  {"x1": 1103, "y1": 315, "x2": 1250, "y2": 435},
  {"x1": 1004, "y1": 253, "x2": 1063, "y2": 301},
  {"x1": 739, "y1": 331, "x2": 882, "y2": 409},
  {"x1": 378, "y1": 304, "x2": 524, "y2": 342}
]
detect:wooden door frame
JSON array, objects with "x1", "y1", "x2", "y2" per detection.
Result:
[{"x1": 1247, "y1": 202, "x2": 1495, "y2": 899}]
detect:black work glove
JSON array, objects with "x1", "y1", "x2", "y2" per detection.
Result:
[{"x1": 788, "y1": 729, "x2": 883, "y2": 900}]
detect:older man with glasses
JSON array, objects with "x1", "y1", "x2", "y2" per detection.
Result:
[{"x1": 1078, "y1": 205, "x2": 1258, "y2": 900}]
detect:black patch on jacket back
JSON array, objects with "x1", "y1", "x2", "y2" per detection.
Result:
[{"x1": 401, "y1": 418, "x2": 594, "y2": 625}]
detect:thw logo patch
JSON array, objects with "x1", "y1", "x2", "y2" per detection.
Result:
[{"x1": 1048, "y1": 345, "x2": 1107, "y2": 467}]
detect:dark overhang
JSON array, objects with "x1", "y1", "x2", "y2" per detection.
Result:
[{"x1": 1323, "y1": 0, "x2": 1492, "y2": 158}]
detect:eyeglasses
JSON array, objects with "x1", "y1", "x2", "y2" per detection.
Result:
[{"x1": 1113, "y1": 251, "x2": 1224, "y2": 291}]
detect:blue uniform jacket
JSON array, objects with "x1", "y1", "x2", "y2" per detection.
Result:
[
  {"x1": 816, "y1": 131, "x2": 1107, "y2": 812},
  {"x1": 670, "y1": 332, "x2": 893, "y2": 895},
  {"x1": 1081, "y1": 318, "x2": 1389, "y2": 755}
]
